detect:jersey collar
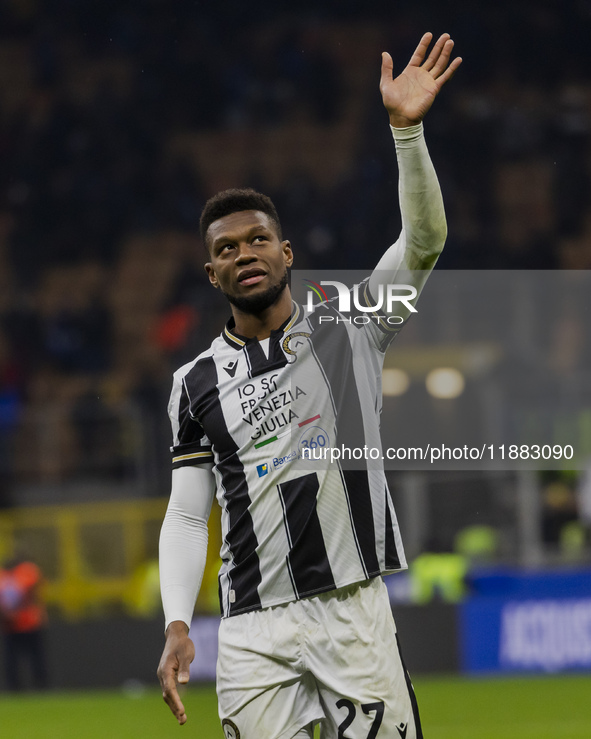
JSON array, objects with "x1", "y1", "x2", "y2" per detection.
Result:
[{"x1": 222, "y1": 301, "x2": 301, "y2": 349}]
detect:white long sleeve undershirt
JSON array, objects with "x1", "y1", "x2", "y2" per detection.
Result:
[
  {"x1": 369, "y1": 122, "x2": 447, "y2": 312},
  {"x1": 159, "y1": 465, "x2": 215, "y2": 630},
  {"x1": 159, "y1": 122, "x2": 447, "y2": 630}
]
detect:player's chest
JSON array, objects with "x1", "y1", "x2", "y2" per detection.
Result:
[{"x1": 197, "y1": 341, "x2": 330, "y2": 449}]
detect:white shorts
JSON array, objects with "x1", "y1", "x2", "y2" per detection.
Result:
[{"x1": 216, "y1": 577, "x2": 422, "y2": 739}]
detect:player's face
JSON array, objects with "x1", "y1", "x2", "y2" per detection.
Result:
[{"x1": 205, "y1": 210, "x2": 293, "y2": 314}]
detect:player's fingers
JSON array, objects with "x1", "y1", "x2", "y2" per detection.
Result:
[
  {"x1": 407, "y1": 32, "x2": 433, "y2": 67},
  {"x1": 435, "y1": 56, "x2": 463, "y2": 88},
  {"x1": 430, "y1": 39, "x2": 455, "y2": 79},
  {"x1": 422, "y1": 32, "x2": 450, "y2": 72},
  {"x1": 177, "y1": 658, "x2": 191, "y2": 685},
  {"x1": 178, "y1": 638, "x2": 195, "y2": 683},
  {"x1": 379, "y1": 51, "x2": 394, "y2": 88},
  {"x1": 160, "y1": 671, "x2": 188, "y2": 724},
  {"x1": 165, "y1": 690, "x2": 188, "y2": 725},
  {"x1": 157, "y1": 665, "x2": 176, "y2": 699}
]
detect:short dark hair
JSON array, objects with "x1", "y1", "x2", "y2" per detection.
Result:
[{"x1": 199, "y1": 188, "x2": 282, "y2": 247}]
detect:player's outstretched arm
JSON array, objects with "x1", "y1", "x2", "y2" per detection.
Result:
[
  {"x1": 157, "y1": 465, "x2": 215, "y2": 724},
  {"x1": 369, "y1": 34, "x2": 461, "y2": 318}
]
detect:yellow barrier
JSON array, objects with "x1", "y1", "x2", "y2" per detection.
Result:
[{"x1": 0, "y1": 499, "x2": 222, "y2": 619}]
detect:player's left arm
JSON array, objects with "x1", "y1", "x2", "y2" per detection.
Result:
[{"x1": 369, "y1": 33, "x2": 461, "y2": 317}]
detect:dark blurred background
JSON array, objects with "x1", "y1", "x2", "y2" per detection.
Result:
[{"x1": 1, "y1": 0, "x2": 591, "y2": 689}]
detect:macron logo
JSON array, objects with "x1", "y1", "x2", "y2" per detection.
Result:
[
  {"x1": 257, "y1": 463, "x2": 269, "y2": 477},
  {"x1": 224, "y1": 361, "x2": 238, "y2": 377}
]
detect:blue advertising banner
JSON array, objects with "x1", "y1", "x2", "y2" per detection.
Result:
[{"x1": 460, "y1": 569, "x2": 591, "y2": 674}]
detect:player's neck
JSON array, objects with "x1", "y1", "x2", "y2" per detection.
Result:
[{"x1": 231, "y1": 288, "x2": 293, "y2": 340}]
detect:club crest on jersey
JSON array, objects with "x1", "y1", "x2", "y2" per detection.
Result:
[
  {"x1": 222, "y1": 718, "x2": 241, "y2": 739},
  {"x1": 282, "y1": 331, "x2": 311, "y2": 357},
  {"x1": 256, "y1": 463, "x2": 269, "y2": 477}
]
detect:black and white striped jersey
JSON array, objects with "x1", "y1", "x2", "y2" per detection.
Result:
[{"x1": 168, "y1": 290, "x2": 407, "y2": 618}]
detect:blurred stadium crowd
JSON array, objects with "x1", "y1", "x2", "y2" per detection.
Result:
[{"x1": 0, "y1": 0, "x2": 590, "y2": 510}]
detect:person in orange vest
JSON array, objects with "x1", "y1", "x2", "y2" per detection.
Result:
[{"x1": 0, "y1": 555, "x2": 49, "y2": 691}]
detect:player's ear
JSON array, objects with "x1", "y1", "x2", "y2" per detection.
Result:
[
  {"x1": 282, "y1": 240, "x2": 293, "y2": 268},
  {"x1": 205, "y1": 262, "x2": 219, "y2": 289}
]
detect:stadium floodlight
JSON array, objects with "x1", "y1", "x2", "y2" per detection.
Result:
[
  {"x1": 382, "y1": 368, "x2": 410, "y2": 396},
  {"x1": 425, "y1": 367, "x2": 465, "y2": 399}
]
